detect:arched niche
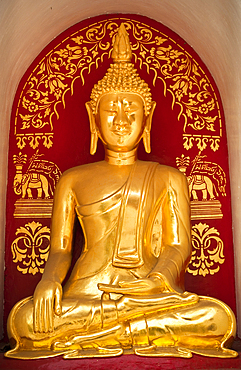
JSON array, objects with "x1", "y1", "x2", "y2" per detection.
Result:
[{"x1": 3, "y1": 14, "x2": 237, "y2": 342}]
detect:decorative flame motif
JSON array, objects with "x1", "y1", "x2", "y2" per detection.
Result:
[
  {"x1": 15, "y1": 18, "x2": 222, "y2": 151},
  {"x1": 187, "y1": 223, "x2": 225, "y2": 277},
  {"x1": 11, "y1": 221, "x2": 50, "y2": 275},
  {"x1": 13, "y1": 152, "x2": 27, "y2": 166},
  {"x1": 176, "y1": 154, "x2": 190, "y2": 173},
  {"x1": 111, "y1": 23, "x2": 132, "y2": 62}
]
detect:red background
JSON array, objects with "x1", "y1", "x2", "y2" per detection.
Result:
[{"x1": 3, "y1": 13, "x2": 237, "y2": 344}]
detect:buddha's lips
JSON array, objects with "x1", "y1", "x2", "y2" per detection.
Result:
[{"x1": 111, "y1": 127, "x2": 131, "y2": 136}]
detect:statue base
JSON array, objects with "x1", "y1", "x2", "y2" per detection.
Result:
[{"x1": 0, "y1": 340, "x2": 241, "y2": 370}]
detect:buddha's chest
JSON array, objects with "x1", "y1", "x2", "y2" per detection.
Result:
[{"x1": 74, "y1": 166, "x2": 133, "y2": 206}]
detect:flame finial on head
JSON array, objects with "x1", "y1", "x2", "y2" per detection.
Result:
[{"x1": 111, "y1": 23, "x2": 132, "y2": 63}]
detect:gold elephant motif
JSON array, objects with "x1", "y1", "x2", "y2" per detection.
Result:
[{"x1": 13, "y1": 151, "x2": 62, "y2": 200}]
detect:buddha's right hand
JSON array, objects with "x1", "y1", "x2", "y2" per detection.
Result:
[{"x1": 33, "y1": 280, "x2": 62, "y2": 333}]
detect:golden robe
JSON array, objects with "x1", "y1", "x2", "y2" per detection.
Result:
[{"x1": 6, "y1": 161, "x2": 237, "y2": 359}]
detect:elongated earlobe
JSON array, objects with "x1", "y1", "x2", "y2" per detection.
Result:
[
  {"x1": 85, "y1": 102, "x2": 98, "y2": 155},
  {"x1": 143, "y1": 101, "x2": 156, "y2": 154},
  {"x1": 143, "y1": 130, "x2": 151, "y2": 153},
  {"x1": 90, "y1": 131, "x2": 98, "y2": 155}
]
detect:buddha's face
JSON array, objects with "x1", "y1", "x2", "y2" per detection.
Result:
[{"x1": 96, "y1": 92, "x2": 145, "y2": 152}]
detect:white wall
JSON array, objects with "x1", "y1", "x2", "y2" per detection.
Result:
[{"x1": 1, "y1": 0, "x2": 241, "y2": 338}]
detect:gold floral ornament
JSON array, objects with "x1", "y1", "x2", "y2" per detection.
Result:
[
  {"x1": 15, "y1": 18, "x2": 222, "y2": 151},
  {"x1": 187, "y1": 223, "x2": 225, "y2": 277},
  {"x1": 11, "y1": 221, "x2": 50, "y2": 275}
]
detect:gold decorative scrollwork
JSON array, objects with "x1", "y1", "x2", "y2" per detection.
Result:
[
  {"x1": 183, "y1": 135, "x2": 220, "y2": 152},
  {"x1": 15, "y1": 18, "x2": 222, "y2": 150},
  {"x1": 11, "y1": 221, "x2": 50, "y2": 275},
  {"x1": 187, "y1": 223, "x2": 225, "y2": 277},
  {"x1": 16, "y1": 134, "x2": 54, "y2": 150}
]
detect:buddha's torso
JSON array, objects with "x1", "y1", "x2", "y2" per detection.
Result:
[{"x1": 62, "y1": 160, "x2": 172, "y2": 300}]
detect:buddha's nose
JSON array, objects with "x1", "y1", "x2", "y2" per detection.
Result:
[{"x1": 113, "y1": 103, "x2": 129, "y2": 128}]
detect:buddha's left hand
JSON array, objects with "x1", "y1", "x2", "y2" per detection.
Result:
[{"x1": 98, "y1": 276, "x2": 165, "y2": 295}]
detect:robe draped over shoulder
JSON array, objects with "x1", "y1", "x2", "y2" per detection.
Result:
[{"x1": 63, "y1": 161, "x2": 191, "y2": 299}]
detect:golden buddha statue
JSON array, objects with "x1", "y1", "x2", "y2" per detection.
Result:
[{"x1": 6, "y1": 24, "x2": 237, "y2": 360}]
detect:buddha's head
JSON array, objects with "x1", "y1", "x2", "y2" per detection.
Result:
[{"x1": 86, "y1": 23, "x2": 156, "y2": 155}]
